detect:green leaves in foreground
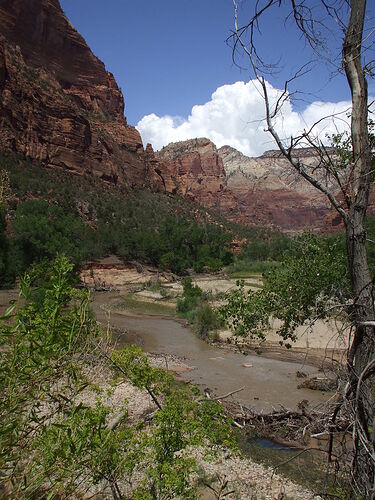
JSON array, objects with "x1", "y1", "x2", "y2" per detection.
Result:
[
  {"x1": 1, "y1": 257, "x2": 235, "y2": 499},
  {"x1": 110, "y1": 344, "x2": 235, "y2": 497},
  {"x1": 0, "y1": 256, "x2": 98, "y2": 496},
  {"x1": 220, "y1": 233, "x2": 350, "y2": 347}
]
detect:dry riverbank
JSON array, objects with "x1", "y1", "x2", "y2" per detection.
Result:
[
  {"x1": 81, "y1": 257, "x2": 348, "y2": 369},
  {"x1": 75, "y1": 352, "x2": 321, "y2": 499},
  {"x1": 0, "y1": 267, "x2": 332, "y2": 498}
]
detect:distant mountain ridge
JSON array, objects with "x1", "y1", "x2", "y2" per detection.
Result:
[{"x1": 158, "y1": 139, "x2": 343, "y2": 233}]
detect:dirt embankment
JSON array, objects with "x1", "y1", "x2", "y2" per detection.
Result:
[{"x1": 0, "y1": 264, "x2": 332, "y2": 498}]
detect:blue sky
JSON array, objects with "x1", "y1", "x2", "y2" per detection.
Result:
[
  {"x1": 60, "y1": 0, "x2": 374, "y2": 155},
  {"x1": 60, "y1": 0, "x2": 239, "y2": 123}
]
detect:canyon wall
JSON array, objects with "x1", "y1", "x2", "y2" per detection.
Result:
[
  {"x1": 157, "y1": 138, "x2": 235, "y2": 210},
  {"x1": 219, "y1": 145, "x2": 343, "y2": 232},
  {"x1": 0, "y1": 0, "x2": 173, "y2": 190},
  {"x1": 0, "y1": 0, "x2": 364, "y2": 233},
  {"x1": 159, "y1": 140, "x2": 345, "y2": 233}
]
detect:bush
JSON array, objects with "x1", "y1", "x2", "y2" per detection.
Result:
[
  {"x1": 177, "y1": 277, "x2": 203, "y2": 313},
  {"x1": 221, "y1": 233, "x2": 350, "y2": 346},
  {"x1": 195, "y1": 303, "x2": 221, "y2": 341},
  {"x1": 0, "y1": 258, "x2": 235, "y2": 498},
  {"x1": 177, "y1": 278, "x2": 221, "y2": 341}
]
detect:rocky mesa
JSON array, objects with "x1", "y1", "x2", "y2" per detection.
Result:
[{"x1": 0, "y1": 0, "x2": 173, "y2": 190}]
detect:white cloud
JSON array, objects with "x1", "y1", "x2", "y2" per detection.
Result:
[{"x1": 136, "y1": 80, "x2": 352, "y2": 156}]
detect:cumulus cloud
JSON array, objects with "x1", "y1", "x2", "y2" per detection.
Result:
[{"x1": 136, "y1": 80, "x2": 353, "y2": 156}]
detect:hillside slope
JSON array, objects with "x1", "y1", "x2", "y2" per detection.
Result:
[{"x1": 219, "y1": 145, "x2": 343, "y2": 232}]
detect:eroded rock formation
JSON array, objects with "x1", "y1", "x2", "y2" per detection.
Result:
[
  {"x1": 157, "y1": 138, "x2": 237, "y2": 213},
  {"x1": 0, "y1": 0, "x2": 363, "y2": 233},
  {"x1": 219, "y1": 145, "x2": 342, "y2": 232},
  {"x1": 0, "y1": 0, "x2": 172, "y2": 190},
  {"x1": 158, "y1": 140, "x2": 346, "y2": 233}
]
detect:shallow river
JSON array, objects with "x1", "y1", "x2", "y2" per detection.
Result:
[{"x1": 92, "y1": 292, "x2": 331, "y2": 412}]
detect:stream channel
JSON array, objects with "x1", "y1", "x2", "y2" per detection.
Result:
[{"x1": 92, "y1": 292, "x2": 331, "y2": 412}]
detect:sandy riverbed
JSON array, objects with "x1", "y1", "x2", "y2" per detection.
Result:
[
  {"x1": 80, "y1": 258, "x2": 348, "y2": 367},
  {"x1": 0, "y1": 268, "x2": 329, "y2": 499}
]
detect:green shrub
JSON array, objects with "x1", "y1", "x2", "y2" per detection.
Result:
[
  {"x1": 177, "y1": 278, "x2": 221, "y2": 341},
  {"x1": 195, "y1": 303, "x2": 221, "y2": 341},
  {"x1": 177, "y1": 277, "x2": 203, "y2": 313},
  {"x1": 0, "y1": 258, "x2": 235, "y2": 498}
]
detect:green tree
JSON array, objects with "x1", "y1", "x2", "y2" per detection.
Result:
[
  {"x1": 231, "y1": 1, "x2": 375, "y2": 495},
  {"x1": 221, "y1": 234, "x2": 350, "y2": 346},
  {"x1": 8, "y1": 200, "x2": 97, "y2": 276}
]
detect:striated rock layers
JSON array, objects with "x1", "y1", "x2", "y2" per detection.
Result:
[
  {"x1": 218, "y1": 145, "x2": 344, "y2": 232},
  {"x1": 0, "y1": 0, "x2": 362, "y2": 233},
  {"x1": 0, "y1": 0, "x2": 172, "y2": 190},
  {"x1": 157, "y1": 138, "x2": 235, "y2": 210},
  {"x1": 158, "y1": 140, "x2": 346, "y2": 233}
]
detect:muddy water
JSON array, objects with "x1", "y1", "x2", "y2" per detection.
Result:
[{"x1": 92, "y1": 292, "x2": 331, "y2": 412}]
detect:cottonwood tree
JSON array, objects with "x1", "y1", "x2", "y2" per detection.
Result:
[{"x1": 229, "y1": 0, "x2": 375, "y2": 496}]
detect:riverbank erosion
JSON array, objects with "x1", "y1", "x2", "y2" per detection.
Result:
[
  {"x1": 55, "y1": 355, "x2": 320, "y2": 499},
  {"x1": 92, "y1": 289, "x2": 334, "y2": 412},
  {"x1": 82, "y1": 257, "x2": 348, "y2": 368}
]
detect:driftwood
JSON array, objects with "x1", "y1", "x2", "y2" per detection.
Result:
[
  {"x1": 297, "y1": 377, "x2": 338, "y2": 392},
  {"x1": 222, "y1": 399, "x2": 351, "y2": 444}
]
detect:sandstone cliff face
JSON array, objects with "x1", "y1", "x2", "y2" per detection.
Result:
[
  {"x1": 156, "y1": 138, "x2": 236, "y2": 210},
  {"x1": 0, "y1": 0, "x2": 172, "y2": 190},
  {"x1": 158, "y1": 139, "x2": 345, "y2": 233},
  {"x1": 218, "y1": 145, "x2": 340, "y2": 232},
  {"x1": 0, "y1": 0, "x2": 361, "y2": 234}
]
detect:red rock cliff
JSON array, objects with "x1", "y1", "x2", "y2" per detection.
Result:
[
  {"x1": 218, "y1": 145, "x2": 341, "y2": 232},
  {"x1": 158, "y1": 139, "x2": 347, "y2": 233},
  {"x1": 0, "y1": 0, "x2": 172, "y2": 190},
  {"x1": 157, "y1": 138, "x2": 235, "y2": 210}
]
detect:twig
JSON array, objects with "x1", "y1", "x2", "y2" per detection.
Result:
[{"x1": 197, "y1": 386, "x2": 245, "y2": 402}]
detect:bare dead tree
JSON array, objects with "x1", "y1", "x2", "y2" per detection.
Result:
[{"x1": 230, "y1": 0, "x2": 375, "y2": 496}]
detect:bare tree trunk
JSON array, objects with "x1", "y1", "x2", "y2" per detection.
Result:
[
  {"x1": 345, "y1": 216, "x2": 375, "y2": 497},
  {"x1": 232, "y1": 0, "x2": 375, "y2": 494},
  {"x1": 343, "y1": 0, "x2": 375, "y2": 496}
]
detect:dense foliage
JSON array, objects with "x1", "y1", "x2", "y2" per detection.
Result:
[
  {"x1": 177, "y1": 277, "x2": 222, "y2": 341},
  {"x1": 0, "y1": 257, "x2": 235, "y2": 498},
  {"x1": 226, "y1": 232, "x2": 290, "y2": 277},
  {"x1": 220, "y1": 233, "x2": 351, "y2": 347},
  {"x1": 0, "y1": 153, "x2": 236, "y2": 283}
]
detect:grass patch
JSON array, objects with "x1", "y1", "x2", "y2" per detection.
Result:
[
  {"x1": 113, "y1": 294, "x2": 176, "y2": 317},
  {"x1": 226, "y1": 260, "x2": 280, "y2": 278}
]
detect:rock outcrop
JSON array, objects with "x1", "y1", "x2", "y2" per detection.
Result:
[
  {"x1": 0, "y1": 0, "x2": 172, "y2": 190},
  {"x1": 158, "y1": 139, "x2": 346, "y2": 233},
  {"x1": 156, "y1": 138, "x2": 237, "y2": 214},
  {"x1": 157, "y1": 138, "x2": 226, "y2": 202},
  {"x1": 0, "y1": 0, "x2": 365, "y2": 234},
  {"x1": 219, "y1": 145, "x2": 341, "y2": 232}
]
